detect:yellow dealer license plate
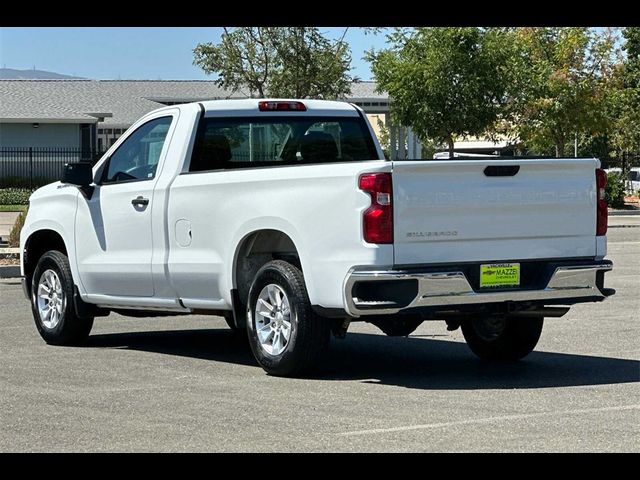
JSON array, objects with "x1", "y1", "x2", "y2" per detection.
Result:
[{"x1": 480, "y1": 263, "x2": 520, "y2": 288}]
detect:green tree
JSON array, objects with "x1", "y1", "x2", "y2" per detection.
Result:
[
  {"x1": 193, "y1": 27, "x2": 354, "y2": 99},
  {"x1": 609, "y1": 27, "x2": 640, "y2": 161},
  {"x1": 366, "y1": 27, "x2": 513, "y2": 158},
  {"x1": 505, "y1": 28, "x2": 620, "y2": 157}
]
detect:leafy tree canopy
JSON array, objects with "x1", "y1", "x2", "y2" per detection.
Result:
[
  {"x1": 505, "y1": 27, "x2": 620, "y2": 157},
  {"x1": 366, "y1": 27, "x2": 512, "y2": 157},
  {"x1": 194, "y1": 27, "x2": 354, "y2": 100}
]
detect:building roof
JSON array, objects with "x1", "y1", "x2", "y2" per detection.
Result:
[
  {"x1": 348, "y1": 81, "x2": 387, "y2": 100},
  {"x1": 0, "y1": 79, "x2": 387, "y2": 128}
]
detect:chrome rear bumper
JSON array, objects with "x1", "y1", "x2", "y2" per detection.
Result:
[{"x1": 344, "y1": 262, "x2": 613, "y2": 317}]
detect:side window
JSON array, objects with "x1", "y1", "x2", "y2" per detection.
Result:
[{"x1": 102, "y1": 116, "x2": 172, "y2": 184}]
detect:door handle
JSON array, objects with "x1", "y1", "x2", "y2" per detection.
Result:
[{"x1": 131, "y1": 196, "x2": 149, "y2": 207}]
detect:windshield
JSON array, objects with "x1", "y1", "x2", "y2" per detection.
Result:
[{"x1": 189, "y1": 116, "x2": 379, "y2": 172}]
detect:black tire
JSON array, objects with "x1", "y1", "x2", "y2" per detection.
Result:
[
  {"x1": 246, "y1": 260, "x2": 330, "y2": 377},
  {"x1": 30, "y1": 250, "x2": 94, "y2": 345},
  {"x1": 370, "y1": 315, "x2": 423, "y2": 337},
  {"x1": 461, "y1": 316, "x2": 543, "y2": 361}
]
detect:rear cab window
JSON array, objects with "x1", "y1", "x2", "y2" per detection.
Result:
[{"x1": 188, "y1": 116, "x2": 378, "y2": 172}]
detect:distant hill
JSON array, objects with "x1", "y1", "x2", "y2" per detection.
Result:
[{"x1": 0, "y1": 68, "x2": 84, "y2": 79}]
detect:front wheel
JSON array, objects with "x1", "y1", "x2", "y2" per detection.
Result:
[
  {"x1": 30, "y1": 250, "x2": 94, "y2": 345},
  {"x1": 461, "y1": 316, "x2": 543, "y2": 361},
  {"x1": 246, "y1": 260, "x2": 330, "y2": 377}
]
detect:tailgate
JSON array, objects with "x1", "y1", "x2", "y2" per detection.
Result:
[{"x1": 392, "y1": 158, "x2": 598, "y2": 265}]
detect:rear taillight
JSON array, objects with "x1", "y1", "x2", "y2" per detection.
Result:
[
  {"x1": 359, "y1": 172, "x2": 393, "y2": 244},
  {"x1": 596, "y1": 168, "x2": 608, "y2": 236}
]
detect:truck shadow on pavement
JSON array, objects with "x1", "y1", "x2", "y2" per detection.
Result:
[{"x1": 86, "y1": 329, "x2": 639, "y2": 390}]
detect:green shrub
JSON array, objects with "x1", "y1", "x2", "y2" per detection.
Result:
[
  {"x1": 9, "y1": 209, "x2": 26, "y2": 247},
  {"x1": 605, "y1": 172, "x2": 626, "y2": 209},
  {"x1": 0, "y1": 188, "x2": 33, "y2": 205}
]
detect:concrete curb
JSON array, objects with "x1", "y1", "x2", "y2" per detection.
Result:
[
  {"x1": 0, "y1": 248, "x2": 20, "y2": 260},
  {"x1": 0, "y1": 265, "x2": 20, "y2": 278}
]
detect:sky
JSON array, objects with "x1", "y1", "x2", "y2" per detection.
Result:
[{"x1": 0, "y1": 27, "x2": 389, "y2": 81}]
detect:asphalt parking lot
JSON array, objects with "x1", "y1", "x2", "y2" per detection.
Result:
[{"x1": 1, "y1": 217, "x2": 638, "y2": 452}]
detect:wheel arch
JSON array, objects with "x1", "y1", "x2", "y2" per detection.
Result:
[
  {"x1": 23, "y1": 229, "x2": 69, "y2": 296},
  {"x1": 232, "y1": 228, "x2": 303, "y2": 309}
]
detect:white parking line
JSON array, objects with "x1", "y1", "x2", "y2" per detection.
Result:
[{"x1": 340, "y1": 404, "x2": 640, "y2": 436}]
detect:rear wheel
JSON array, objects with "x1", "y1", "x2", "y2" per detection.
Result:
[
  {"x1": 461, "y1": 316, "x2": 543, "y2": 361},
  {"x1": 246, "y1": 260, "x2": 330, "y2": 376},
  {"x1": 30, "y1": 250, "x2": 94, "y2": 345}
]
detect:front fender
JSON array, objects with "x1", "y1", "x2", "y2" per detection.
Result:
[{"x1": 20, "y1": 186, "x2": 80, "y2": 289}]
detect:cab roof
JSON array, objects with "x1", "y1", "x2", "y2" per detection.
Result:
[{"x1": 198, "y1": 98, "x2": 361, "y2": 117}]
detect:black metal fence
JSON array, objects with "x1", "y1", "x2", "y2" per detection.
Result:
[{"x1": 0, "y1": 148, "x2": 106, "y2": 188}]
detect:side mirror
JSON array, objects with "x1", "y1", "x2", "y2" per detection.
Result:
[
  {"x1": 62, "y1": 162, "x2": 93, "y2": 186},
  {"x1": 62, "y1": 162, "x2": 94, "y2": 199}
]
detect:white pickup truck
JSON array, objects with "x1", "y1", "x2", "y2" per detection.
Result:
[{"x1": 20, "y1": 99, "x2": 615, "y2": 376}]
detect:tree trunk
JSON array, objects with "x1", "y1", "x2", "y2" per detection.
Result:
[
  {"x1": 448, "y1": 137, "x2": 455, "y2": 159},
  {"x1": 555, "y1": 131, "x2": 566, "y2": 158}
]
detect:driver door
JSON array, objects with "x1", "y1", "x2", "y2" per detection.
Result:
[{"x1": 75, "y1": 115, "x2": 174, "y2": 297}]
